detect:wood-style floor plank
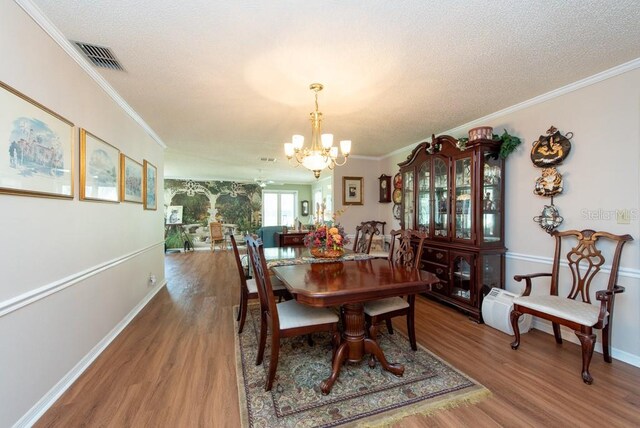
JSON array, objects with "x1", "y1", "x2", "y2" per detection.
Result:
[{"x1": 35, "y1": 251, "x2": 640, "y2": 427}]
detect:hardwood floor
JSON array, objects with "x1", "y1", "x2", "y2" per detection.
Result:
[{"x1": 36, "y1": 251, "x2": 640, "y2": 427}]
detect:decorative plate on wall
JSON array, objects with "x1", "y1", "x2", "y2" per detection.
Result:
[
  {"x1": 531, "y1": 126, "x2": 573, "y2": 167},
  {"x1": 393, "y1": 203, "x2": 401, "y2": 220},
  {"x1": 393, "y1": 172, "x2": 402, "y2": 189},
  {"x1": 392, "y1": 188, "x2": 402, "y2": 205}
]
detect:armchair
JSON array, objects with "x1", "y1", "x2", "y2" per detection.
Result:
[{"x1": 510, "y1": 229, "x2": 632, "y2": 384}]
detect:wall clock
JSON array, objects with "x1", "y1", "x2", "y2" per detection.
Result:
[{"x1": 378, "y1": 174, "x2": 391, "y2": 203}]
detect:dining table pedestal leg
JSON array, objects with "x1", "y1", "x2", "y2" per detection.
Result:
[{"x1": 320, "y1": 302, "x2": 404, "y2": 394}]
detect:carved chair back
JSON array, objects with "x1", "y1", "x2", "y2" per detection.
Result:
[
  {"x1": 388, "y1": 229, "x2": 427, "y2": 269},
  {"x1": 551, "y1": 229, "x2": 632, "y2": 307},
  {"x1": 353, "y1": 221, "x2": 382, "y2": 254},
  {"x1": 245, "y1": 235, "x2": 280, "y2": 331},
  {"x1": 229, "y1": 234, "x2": 248, "y2": 288}
]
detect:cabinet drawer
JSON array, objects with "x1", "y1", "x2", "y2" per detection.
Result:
[
  {"x1": 423, "y1": 261, "x2": 448, "y2": 282},
  {"x1": 424, "y1": 247, "x2": 448, "y2": 264}
]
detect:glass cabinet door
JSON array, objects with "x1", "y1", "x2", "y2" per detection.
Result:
[
  {"x1": 403, "y1": 170, "x2": 415, "y2": 229},
  {"x1": 454, "y1": 156, "x2": 472, "y2": 241},
  {"x1": 482, "y1": 154, "x2": 502, "y2": 243},
  {"x1": 451, "y1": 252, "x2": 474, "y2": 304},
  {"x1": 417, "y1": 161, "x2": 431, "y2": 232},
  {"x1": 433, "y1": 158, "x2": 448, "y2": 238}
]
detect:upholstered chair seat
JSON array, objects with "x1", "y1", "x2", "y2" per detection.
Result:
[
  {"x1": 364, "y1": 297, "x2": 409, "y2": 317},
  {"x1": 276, "y1": 300, "x2": 339, "y2": 329},
  {"x1": 514, "y1": 295, "x2": 604, "y2": 326}
]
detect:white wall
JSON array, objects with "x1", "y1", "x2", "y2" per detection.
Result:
[
  {"x1": 333, "y1": 157, "x2": 395, "y2": 233},
  {"x1": 380, "y1": 65, "x2": 640, "y2": 365},
  {"x1": 0, "y1": 2, "x2": 165, "y2": 426}
]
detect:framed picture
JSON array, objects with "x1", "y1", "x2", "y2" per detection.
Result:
[
  {"x1": 80, "y1": 129, "x2": 120, "y2": 202},
  {"x1": 301, "y1": 200, "x2": 309, "y2": 216},
  {"x1": 342, "y1": 176, "x2": 363, "y2": 205},
  {"x1": 166, "y1": 205, "x2": 183, "y2": 224},
  {"x1": 0, "y1": 81, "x2": 74, "y2": 199},
  {"x1": 120, "y1": 154, "x2": 143, "y2": 203},
  {"x1": 143, "y1": 159, "x2": 157, "y2": 210}
]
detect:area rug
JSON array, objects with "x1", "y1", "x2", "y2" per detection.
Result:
[{"x1": 235, "y1": 305, "x2": 490, "y2": 427}]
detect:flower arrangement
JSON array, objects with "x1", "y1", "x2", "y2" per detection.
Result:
[{"x1": 304, "y1": 210, "x2": 349, "y2": 258}]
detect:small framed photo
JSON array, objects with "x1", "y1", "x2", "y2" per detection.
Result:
[
  {"x1": 342, "y1": 176, "x2": 363, "y2": 205},
  {"x1": 143, "y1": 159, "x2": 157, "y2": 210},
  {"x1": 120, "y1": 154, "x2": 143, "y2": 203},
  {"x1": 166, "y1": 205, "x2": 183, "y2": 224},
  {"x1": 80, "y1": 129, "x2": 120, "y2": 202},
  {"x1": 0, "y1": 81, "x2": 74, "y2": 199}
]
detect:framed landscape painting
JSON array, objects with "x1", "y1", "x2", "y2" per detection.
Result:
[
  {"x1": 120, "y1": 154, "x2": 143, "y2": 203},
  {"x1": 342, "y1": 176, "x2": 363, "y2": 205},
  {"x1": 143, "y1": 160, "x2": 157, "y2": 210},
  {"x1": 80, "y1": 129, "x2": 120, "y2": 202},
  {"x1": 0, "y1": 81, "x2": 74, "y2": 199}
]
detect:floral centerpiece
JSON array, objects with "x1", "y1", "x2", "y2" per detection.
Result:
[{"x1": 304, "y1": 212, "x2": 349, "y2": 258}]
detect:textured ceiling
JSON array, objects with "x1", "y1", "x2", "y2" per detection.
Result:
[{"x1": 30, "y1": 0, "x2": 640, "y2": 183}]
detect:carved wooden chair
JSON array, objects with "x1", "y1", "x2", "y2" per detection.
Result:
[
  {"x1": 352, "y1": 221, "x2": 383, "y2": 254},
  {"x1": 510, "y1": 229, "x2": 633, "y2": 384},
  {"x1": 245, "y1": 236, "x2": 341, "y2": 391},
  {"x1": 364, "y1": 229, "x2": 427, "y2": 353},
  {"x1": 230, "y1": 235, "x2": 290, "y2": 334},
  {"x1": 209, "y1": 221, "x2": 226, "y2": 251}
]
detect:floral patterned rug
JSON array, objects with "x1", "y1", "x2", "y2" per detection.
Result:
[{"x1": 235, "y1": 305, "x2": 490, "y2": 427}]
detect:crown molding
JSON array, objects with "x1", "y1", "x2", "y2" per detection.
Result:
[
  {"x1": 383, "y1": 56, "x2": 640, "y2": 160},
  {"x1": 15, "y1": 0, "x2": 167, "y2": 149}
]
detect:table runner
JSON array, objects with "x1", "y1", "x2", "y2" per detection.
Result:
[{"x1": 266, "y1": 252, "x2": 375, "y2": 269}]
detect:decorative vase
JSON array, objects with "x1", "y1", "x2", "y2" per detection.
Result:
[{"x1": 310, "y1": 247, "x2": 344, "y2": 259}]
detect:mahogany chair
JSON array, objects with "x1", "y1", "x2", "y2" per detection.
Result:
[
  {"x1": 510, "y1": 229, "x2": 633, "y2": 384},
  {"x1": 352, "y1": 221, "x2": 382, "y2": 254},
  {"x1": 245, "y1": 236, "x2": 341, "y2": 391},
  {"x1": 364, "y1": 229, "x2": 427, "y2": 353},
  {"x1": 209, "y1": 221, "x2": 226, "y2": 251},
  {"x1": 229, "y1": 235, "x2": 290, "y2": 334}
]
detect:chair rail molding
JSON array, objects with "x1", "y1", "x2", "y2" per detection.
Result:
[
  {"x1": 0, "y1": 241, "x2": 165, "y2": 318},
  {"x1": 506, "y1": 251, "x2": 640, "y2": 279}
]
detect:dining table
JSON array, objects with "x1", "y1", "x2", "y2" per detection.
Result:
[{"x1": 271, "y1": 257, "x2": 438, "y2": 394}]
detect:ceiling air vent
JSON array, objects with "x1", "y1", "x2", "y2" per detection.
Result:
[
  {"x1": 260, "y1": 157, "x2": 277, "y2": 163},
  {"x1": 74, "y1": 42, "x2": 124, "y2": 71}
]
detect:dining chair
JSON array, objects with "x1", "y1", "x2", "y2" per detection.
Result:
[
  {"x1": 245, "y1": 235, "x2": 341, "y2": 391},
  {"x1": 364, "y1": 229, "x2": 426, "y2": 353},
  {"x1": 230, "y1": 235, "x2": 291, "y2": 334},
  {"x1": 209, "y1": 221, "x2": 227, "y2": 251},
  {"x1": 511, "y1": 229, "x2": 632, "y2": 384},
  {"x1": 352, "y1": 221, "x2": 380, "y2": 254}
]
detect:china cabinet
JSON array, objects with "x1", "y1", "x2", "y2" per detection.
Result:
[{"x1": 398, "y1": 134, "x2": 506, "y2": 322}]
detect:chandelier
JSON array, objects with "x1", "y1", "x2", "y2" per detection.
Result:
[{"x1": 284, "y1": 83, "x2": 351, "y2": 178}]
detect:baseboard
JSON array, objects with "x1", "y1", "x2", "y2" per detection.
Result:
[
  {"x1": 531, "y1": 319, "x2": 640, "y2": 368},
  {"x1": 12, "y1": 280, "x2": 167, "y2": 428}
]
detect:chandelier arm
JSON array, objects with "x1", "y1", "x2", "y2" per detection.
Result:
[{"x1": 332, "y1": 156, "x2": 348, "y2": 167}]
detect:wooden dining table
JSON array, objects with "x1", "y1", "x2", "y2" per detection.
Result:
[{"x1": 271, "y1": 258, "x2": 438, "y2": 394}]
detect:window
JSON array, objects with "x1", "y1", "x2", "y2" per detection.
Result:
[{"x1": 262, "y1": 191, "x2": 298, "y2": 226}]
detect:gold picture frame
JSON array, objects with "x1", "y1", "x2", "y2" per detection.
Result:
[
  {"x1": 143, "y1": 159, "x2": 157, "y2": 210},
  {"x1": 342, "y1": 176, "x2": 363, "y2": 205},
  {"x1": 0, "y1": 81, "x2": 74, "y2": 199},
  {"x1": 79, "y1": 129, "x2": 120, "y2": 202},
  {"x1": 120, "y1": 154, "x2": 143, "y2": 203}
]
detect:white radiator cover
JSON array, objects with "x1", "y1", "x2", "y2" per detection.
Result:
[{"x1": 482, "y1": 288, "x2": 532, "y2": 335}]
